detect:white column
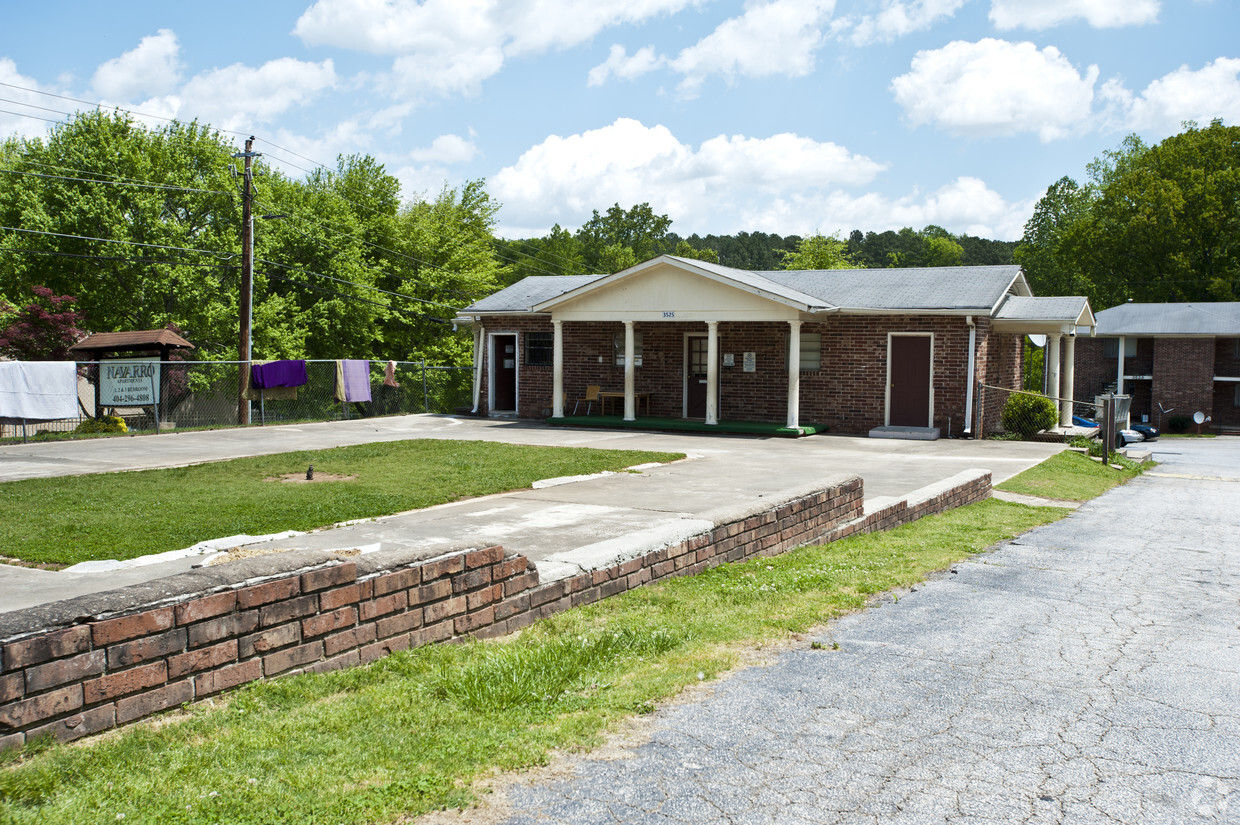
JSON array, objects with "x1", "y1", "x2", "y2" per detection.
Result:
[
  {"x1": 705, "y1": 321, "x2": 719, "y2": 426},
  {"x1": 1061, "y1": 333, "x2": 1075, "y2": 427},
  {"x1": 551, "y1": 319, "x2": 564, "y2": 418},
  {"x1": 470, "y1": 323, "x2": 483, "y2": 414},
  {"x1": 623, "y1": 320, "x2": 636, "y2": 421},
  {"x1": 1116, "y1": 335, "x2": 1126, "y2": 396},
  {"x1": 1047, "y1": 334, "x2": 1061, "y2": 415},
  {"x1": 787, "y1": 320, "x2": 802, "y2": 430}
]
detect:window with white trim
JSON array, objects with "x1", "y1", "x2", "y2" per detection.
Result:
[{"x1": 613, "y1": 332, "x2": 643, "y2": 366}]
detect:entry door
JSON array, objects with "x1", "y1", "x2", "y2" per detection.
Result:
[
  {"x1": 686, "y1": 335, "x2": 708, "y2": 418},
  {"x1": 493, "y1": 334, "x2": 517, "y2": 411},
  {"x1": 888, "y1": 335, "x2": 932, "y2": 426}
]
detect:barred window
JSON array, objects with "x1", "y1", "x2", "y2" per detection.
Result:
[
  {"x1": 525, "y1": 332, "x2": 553, "y2": 366},
  {"x1": 799, "y1": 332, "x2": 822, "y2": 371}
]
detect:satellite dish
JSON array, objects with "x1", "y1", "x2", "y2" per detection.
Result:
[{"x1": 1193, "y1": 411, "x2": 1205, "y2": 425}]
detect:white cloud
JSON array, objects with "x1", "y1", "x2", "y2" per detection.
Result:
[
  {"x1": 491, "y1": 117, "x2": 920, "y2": 237},
  {"x1": 293, "y1": 0, "x2": 694, "y2": 100},
  {"x1": 1125, "y1": 57, "x2": 1240, "y2": 131},
  {"x1": 989, "y1": 0, "x2": 1159, "y2": 30},
  {"x1": 849, "y1": 0, "x2": 966, "y2": 45},
  {"x1": 0, "y1": 59, "x2": 55, "y2": 139},
  {"x1": 141, "y1": 58, "x2": 337, "y2": 132},
  {"x1": 588, "y1": 45, "x2": 664, "y2": 86},
  {"x1": 671, "y1": 0, "x2": 837, "y2": 97},
  {"x1": 891, "y1": 39, "x2": 1098, "y2": 141},
  {"x1": 408, "y1": 133, "x2": 479, "y2": 164},
  {"x1": 90, "y1": 29, "x2": 182, "y2": 101}
]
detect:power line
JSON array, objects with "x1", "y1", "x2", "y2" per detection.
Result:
[
  {"x1": 0, "y1": 225, "x2": 237, "y2": 258},
  {"x1": 265, "y1": 271, "x2": 448, "y2": 324},
  {"x1": 0, "y1": 167, "x2": 226, "y2": 196},
  {"x1": 0, "y1": 247, "x2": 239, "y2": 270},
  {"x1": 0, "y1": 107, "x2": 61, "y2": 124},
  {"x1": 0, "y1": 80, "x2": 253, "y2": 139},
  {"x1": 0, "y1": 81, "x2": 588, "y2": 282},
  {"x1": 257, "y1": 257, "x2": 461, "y2": 310}
]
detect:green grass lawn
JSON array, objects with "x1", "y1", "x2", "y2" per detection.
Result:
[
  {"x1": 0, "y1": 440, "x2": 681, "y2": 566},
  {"x1": 0, "y1": 498, "x2": 1066, "y2": 825},
  {"x1": 995, "y1": 449, "x2": 1146, "y2": 501}
]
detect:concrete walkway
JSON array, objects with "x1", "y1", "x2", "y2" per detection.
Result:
[
  {"x1": 0, "y1": 415, "x2": 1064, "y2": 613},
  {"x1": 487, "y1": 438, "x2": 1240, "y2": 825}
]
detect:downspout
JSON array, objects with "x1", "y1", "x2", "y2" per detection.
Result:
[
  {"x1": 470, "y1": 319, "x2": 483, "y2": 414},
  {"x1": 963, "y1": 316, "x2": 977, "y2": 437}
]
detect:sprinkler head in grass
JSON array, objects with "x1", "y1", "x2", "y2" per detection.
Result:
[{"x1": 307, "y1": 464, "x2": 314, "y2": 481}]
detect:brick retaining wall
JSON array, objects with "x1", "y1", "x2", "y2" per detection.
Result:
[{"x1": 0, "y1": 470, "x2": 990, "y2": 750}]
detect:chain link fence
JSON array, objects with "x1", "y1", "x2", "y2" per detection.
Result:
[
  {"x1": 977, "y1": 384, "x2": 1131, "y2": 442},
  {"x1": 1, "y1": 360, "x2": 472, "y2": 442}
]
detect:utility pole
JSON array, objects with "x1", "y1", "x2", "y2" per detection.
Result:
[{"x1": 233, "y1": 137, "x2": 261, "y2": 424}]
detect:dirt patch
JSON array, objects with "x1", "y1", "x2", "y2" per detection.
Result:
[
  {"x1": 264, "y1": 472, "x2": 358, "y2": 484},
  {"x1": 204, "y1": 545, "x2": 363, "y2": 566}
]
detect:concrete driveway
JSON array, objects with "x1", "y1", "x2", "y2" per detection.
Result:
[
  {"x1": 0, "y1": 415, "x2": 1064, "y2": 612},
  {"x1": 487, "y1": 437, "x2": 1240, "y2": 825}
]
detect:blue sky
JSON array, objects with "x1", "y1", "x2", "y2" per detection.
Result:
[{"x1": 2, "y1": 0, "x2": 1237, "y2": 242}]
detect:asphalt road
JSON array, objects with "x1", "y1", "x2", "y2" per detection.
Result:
[{"x1": 489, "y1": 438, "x2": 1240, "y2": 825}]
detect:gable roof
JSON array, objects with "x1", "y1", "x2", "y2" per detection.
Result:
[
  {"x1": 459, "y1": 256, "x2": 1031, "y2": 318},
  {"x1": 67, "y1": 329, "x2": 195, "y2": 354},
  {"x1": 462, "y1": 274, "x2": 607, "y2": 314},
  {"x1": 754, "y1": 264, "x2": 1028, "y2": 313},
  {"x1": 1093, "y1": 302, "x2": 1240, "y2": 336},
  {"x1": 995, "y1": 295, "x2": 1095, "y2": 327}
]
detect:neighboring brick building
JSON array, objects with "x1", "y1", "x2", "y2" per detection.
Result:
[
  {"x1": 456, "y1": 256, "x2": 1092, "y2": 438},
  {"x1": 1072, "y1": 302, "x2": 1240, "y2": 432}
]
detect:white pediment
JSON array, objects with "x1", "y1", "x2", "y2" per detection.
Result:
[{"x1": 546, "y1": 261, "x2": 802, "y2": 322}]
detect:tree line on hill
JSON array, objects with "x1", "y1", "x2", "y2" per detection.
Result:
[{"x1": 3, "y1": 111, "x2": 1235, "y2": 365}]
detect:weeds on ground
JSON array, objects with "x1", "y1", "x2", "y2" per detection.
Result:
[
  {"x1": 0, "y1": 499, "x2": 1065, "y2": 825},
  {"x1": 996, "y1": 446, "x2": 1148, "y2": 501}
]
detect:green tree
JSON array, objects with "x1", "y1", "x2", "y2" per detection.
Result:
[
  {"x1": 671, "y1": 239, "x2": 720, "y2": 264},
  {"x1": 0, "y1": 111, "x2": 242, "y2": 356},
  {"x1": 1014, "y1": 176, "x2": 1093, "y2": 299},
  {"x1": 780, "y1": 233, "x2": 859, "y2": 270},
  {"x1": 576, "y1": 203, "x2": 672, "y2": 272},
  {"x1": 1019, "y1": 121, "x2": 1240, "y2": 307},
  {"x1": 0, "y1": 111, "x2": 504, "y2": 365}
]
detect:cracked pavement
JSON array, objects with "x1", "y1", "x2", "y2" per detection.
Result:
[{"x1": 495, "y1": 439, "x2": 1240, "y2": 824}]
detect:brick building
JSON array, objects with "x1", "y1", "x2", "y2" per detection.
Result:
[
  {"x1": 456, "y1": 256, "x2": 1092, "y2": 437},
  {"x1": 1072, "y1": 302, "x2": 1240, "y2": 432}
]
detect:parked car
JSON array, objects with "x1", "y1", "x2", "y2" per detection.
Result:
[{"x1": 1072, "y1": 415, "x2": 1151, "y2": 446}]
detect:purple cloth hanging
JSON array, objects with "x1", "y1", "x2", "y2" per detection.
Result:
[
  {"x1": 251, "y1": 360, "x2": 308, "y2": 389},
  {"x1": 341, "y1": 360, "x2": 371, "y2": 402}
]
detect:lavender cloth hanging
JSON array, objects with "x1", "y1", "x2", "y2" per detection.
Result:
[
  {"x1": 341, "y1": 360, "x2": 371, "y2": 402},
  {"x1": 250, "y1": 359, "x2": 308, "y2": 389}
]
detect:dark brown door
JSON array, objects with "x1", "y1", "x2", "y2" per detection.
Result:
[
  {"x1": 686, "y1": 336, "x2": 708, "y2": 418},
  {"x1": 889, "y1": 335, "x2": 931, "y2": 426},
  {"x1": 493, "y1": 334, "x2": 517, "y2": 411}
]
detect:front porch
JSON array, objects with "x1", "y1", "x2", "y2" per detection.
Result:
[{"x1": 545, "y1": 414, "x2": 828, "y2": 438}]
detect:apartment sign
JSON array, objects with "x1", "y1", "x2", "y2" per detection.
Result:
[{"x1": 101, "y1": 358, "x2": 160, "y2": 405}]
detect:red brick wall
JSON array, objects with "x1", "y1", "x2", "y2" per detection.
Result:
[
  {"x1": 484, "y1": 315, "x2": 998, "y2": 435},
  {"x1": 1152, "y1": 339, "x2": 1216, "y2": 424},
  {"x1": 0, "y1": 471, "x2": 991, "y2": 749}
]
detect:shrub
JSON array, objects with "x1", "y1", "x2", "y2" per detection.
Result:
[
  {"x1": 74, "y1": 415, "x2": 128, "y2": 435},
  {"x1": 1000, "y1": 392, "x2": 1058, "y2": 439},
  {"x1": 1167, "y1": 415, "x2": 1192, "y2": 434}
]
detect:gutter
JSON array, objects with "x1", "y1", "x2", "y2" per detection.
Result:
[{"x1": 963, "y1": 315, "x2": 977, "y2": 436}]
